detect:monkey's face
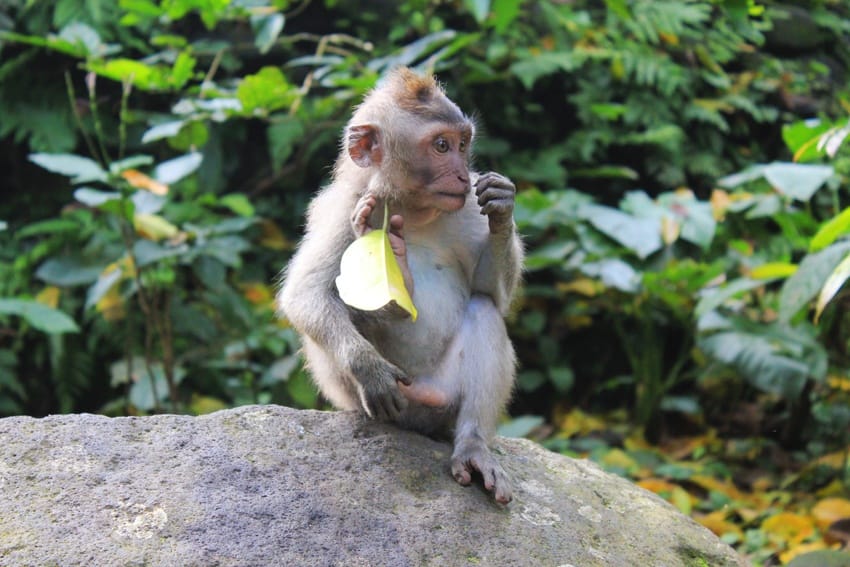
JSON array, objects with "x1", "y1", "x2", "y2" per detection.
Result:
[{"x1": 401, "y1": 123, "x2": 472, "y2": 214}]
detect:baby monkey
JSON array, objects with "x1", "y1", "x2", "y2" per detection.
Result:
[{"x1": 277, "y1": 67, "x2": 523, "y2": 503}]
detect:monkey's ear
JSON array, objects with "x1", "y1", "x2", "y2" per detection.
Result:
[{"x1": 347, "y1": 124, "x2": 382, "y2": 168}]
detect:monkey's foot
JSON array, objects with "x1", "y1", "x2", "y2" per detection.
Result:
[{"x1": 451, "y1": 441, "x2": 512, "y2": 504}]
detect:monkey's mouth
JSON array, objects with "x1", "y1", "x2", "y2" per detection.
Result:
[{"x1": 437, "y1": 190, "x2": 468, "y2": 200}]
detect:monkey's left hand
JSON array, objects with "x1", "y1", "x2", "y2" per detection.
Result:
[{"x1": 474, "y1": 172, "x2": 516, "y2": 232}]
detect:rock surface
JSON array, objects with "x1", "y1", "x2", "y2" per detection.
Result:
[{"x1": 0, "y1": 405, "x2": 747, "y2": 566}]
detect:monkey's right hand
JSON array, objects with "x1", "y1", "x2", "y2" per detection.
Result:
[{"x1": 350, "y1": 356, "x2": 411, "y2": 421}]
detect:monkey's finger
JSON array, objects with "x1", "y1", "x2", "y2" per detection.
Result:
[
  {"x1": 451, "y1": 460, "x2": 473, "y2": 486},
  {"x1": 479, "y1": 199, "x2": 515, "y2": 217},
  {"x1": 480, "y1": 462, "x2": 497, "y2": 492},
  {"x1": 477, "y1": 187, "x2": 515, "y2": 207},
  {"x1": 494, "y1": 475, "x2": 513, "y2": 504},
  {"x1": 475, "y1": 172, "x2": 515, "y2": 196}
]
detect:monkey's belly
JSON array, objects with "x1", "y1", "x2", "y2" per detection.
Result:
[{"x1": 371, "y1": 260, "x2": 469, "y2": 377}]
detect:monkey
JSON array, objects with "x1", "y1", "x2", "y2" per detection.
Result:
[{"x1": 277, "y1": 67, "x2": 523, "y2": 504}]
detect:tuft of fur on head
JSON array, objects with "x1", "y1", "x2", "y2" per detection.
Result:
[{"x1": 348, "y1": 67, "x2": 467, "y2": 133}]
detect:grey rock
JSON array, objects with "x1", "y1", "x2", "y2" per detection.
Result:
[{"x1": 0, "y1": 405, "x2": 747, "y2": 567}]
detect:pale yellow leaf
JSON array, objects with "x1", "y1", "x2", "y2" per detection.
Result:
[
  {"x1": 133, "y1": 213, "x2": 179, "y2": 241},
  {"x1": 335, "y1": 203, "x2": 418, "y2": 321}
]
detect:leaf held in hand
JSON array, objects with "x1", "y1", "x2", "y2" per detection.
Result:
[{"x1": 335, "y1": 203, "x2": 418, "y2": 321}]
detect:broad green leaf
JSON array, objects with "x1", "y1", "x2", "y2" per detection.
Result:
[
  {"x1": 169, "y1": 51, "x2": 196, "y2": 89},
  {"x1": 810, "y1": 206, "x2": 850, "y2": 252},
  {"x1": 605, "y1": 0, "x2": 631, "y2": 19},
  {"x1": 696, "y1": 277, "x2": 771, "y2": 318},
  {"x1": 57, "y1": 22, "x2": 104, "y2": 56},
  {"x1": 286, "y1": 371, "x2": 318, "y2": 408},
  {"x1": 109, "y1": 155, "x2": 154, "y2": 174},
  {"x1": 525, "y1": 241, "x2": 576, "y2": 271},
  {"x1": 464, "y1": 0, "x2": 491, "y2": 23},
  {"x1": 717, "y1": 165, "x2": 765, "y2": 188},
  {"x1": 511, "y1": 51, "x2": 585, "y2": 90},
  {"x1": 762, "y1": 162, "x2": 834, "y2": 201},
  {"x1": 153, "y1": 151, "x2": 202, "y2": 184},
  {"x1": 74, "y1": 187, "x2": 121, "y2": 207},
  {"x1": 35, "y1": 258, "x2": 104, "y2": 286},
  {"x1": 491, "y1": 0, "x2": 521, "y2": 33},
  {"x1": 779, "y1": 241, "x2": 850, "y2": 322},
  {"x1": 581, "y1": 259, "x2": 640, "y2": 292},
  {"x1": 698, "y1": 325, "x2": 822, "y2": 399},
  {"x1": 0, "y1": 298, "x2": 79, "y2": 334},
  {"x1": 252, "y1": 13, "x2": 285, "y2": 54},
  {"x1": 85, "y1": 266, "x2": 123, "y2": 310},
  {"x1": 169, "y1": 121, "x2": 209, "y2": 151},
  {"x1": 335, "y1": 204, "x2": 418, "y2": 321},
  {"x1": 16, "y1": 219, "x2": 79, "y2": 238},
  {"x1": 579, "y1": 203, "x2": 662, "y2": 259},
  {"x1": 87, "y1": 58, "x2": 170, "y2": 91},
  {"x1": 133, "y1": 240, "x2": 187, "y2": 267},
  {"x1": 814, "y1": 252, "x2": 850, "y2": 322},
  {"x1": 236, "y1": 67, "x2": 295, "y2": 115},
  {"x1": 219, "y1": 193, "x2": 255, "y2": 217},
  {"x1": 29, "y1": 153, "x2": 107, "y2": 183},
  {"x1": 141, "y1": 121, "x2": 186, "y2": 144},
  {"x1": 782, "y1": 119, "x2": 832, "y2": 162}
]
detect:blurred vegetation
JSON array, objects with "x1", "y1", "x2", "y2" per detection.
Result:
[{"x1": 2, "y1": 0, "x2": 850, "y2": 563}]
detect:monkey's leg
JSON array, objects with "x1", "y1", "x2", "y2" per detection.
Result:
[
  {"x1": 400, "y1": 294, "x2": 514, "y2": 503},
  {"x1": 451, "y1": 295, "x2": 515, "y2": 504}
]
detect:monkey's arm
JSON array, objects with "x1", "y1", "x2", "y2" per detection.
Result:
[
  {"x1": 471, "y1": 172, "x2": 524, "y2": 314},
  {"x1": 277, "y1": 187, "x2": 410, "y2": 420}
]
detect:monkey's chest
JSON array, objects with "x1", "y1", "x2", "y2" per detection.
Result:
[{"x1": 370, "y1": 244, "x2": 474, "y2": 375}]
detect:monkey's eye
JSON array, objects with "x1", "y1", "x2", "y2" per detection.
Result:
[
  {"x1": 459, "y1": 139, "x2": 467, "y2": 153},
  {"x1": 434, "y1": 138, "x2": 450, "y2": 153}
]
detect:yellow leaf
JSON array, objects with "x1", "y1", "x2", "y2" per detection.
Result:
[
  {"x1": 710, "y1": 189, "x2": 731, "y2": 221},
  {"x1": 335, "y1": 203, "x2": 417, "y2": 321},
  {"x1": 36, "y1": 286, "x2": 60, "y2": 308},
  {"x1": 658, "y1": 31, "x2": 679, "y2": 46},
  {"x1": 696, "y1": 510, "x2": 742, "y2": 538},
  {"x1": 637, "y1": 479, "x2": 693, "y2": 514},
  {"x1": 812, "y1": 498, "x2": 850, "y2": 532},
  {"x1": 133, "y1": 213, "x2": 179, "y2": 241},
  {"x1": 826, "y1": 376, "x2": 850, "y2": 392},
  {"x1": 749, "y1": 262, "x2": 798, "y2": 280},
  {"x1": 661, "y1": 215, "x2": 680, "y2": 245},
  {"x1": 762, "y1": 512, "x2": 815, "y2": 546},
  {"x1": 556, "y1": 277, "x2": 598, "y2": 297},
  {"x1": 258, "y1": 219, "x2": 290, "y2": 251},
  {"x1": 189, "y1": 394, "x2": 229, "y2": 415},
  {"x1": 96, "y1": 286, "x2": 126, "y2": 322},
  {"x1": 690, "y1": 475, "x2": 747, "y2": 502},
  {"x1": 241, "y1": 282, "x2": 273, "y2": 306},
  {"x1": 554, "y1": 408, "x2": 607, "y2": 438},
  {"x1": 122, "y1": 169, "x2": 169, "y2": 195},
  {"x1": 599, "y1": 448, "x2": 639, "y2": 472}
]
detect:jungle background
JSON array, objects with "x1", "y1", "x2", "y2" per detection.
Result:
[{"x1": 2, "y1": 0, "x2": 850, "y2": 564}]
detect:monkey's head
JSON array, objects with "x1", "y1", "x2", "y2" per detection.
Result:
[{"x1": 344, "y1": 67, "x2": 474, "y2": 216}]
